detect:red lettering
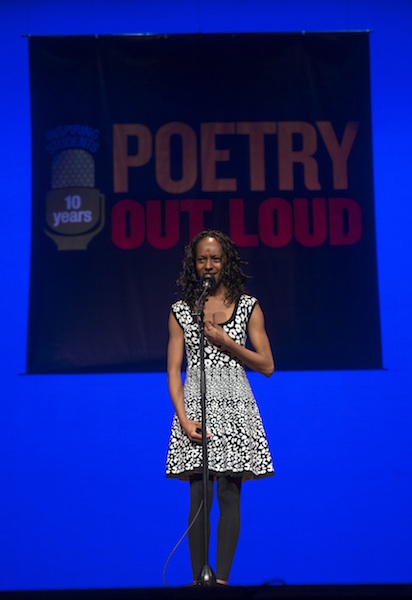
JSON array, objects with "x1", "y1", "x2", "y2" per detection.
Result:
[
  {"x1": 294, "y1": 198, "x2": 328, "y2": 247},
  {"x1": 180, "y1": 200, "x2": 213, "y2": 240},
  {"x1": 110, "y1": 197, "x2": 363, "y2": 249},
  {"x1": 112, "y1": 199, "x2": 145, "y2": 249},
  {"x1": 146, "y1": 200, "x2": 180, "y2": 249},
  {"x1": 328, "y1": 197, "x2": 362, "y2": 245},
  {"x1": 259, "y1": 198, "x2": 293, "y2": 248},
  {"x1": 229, "y1": 199, "x2": 259, "y2": 247}
]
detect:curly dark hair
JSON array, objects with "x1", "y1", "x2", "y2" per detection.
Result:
[{"x1": 177, "y1": 230, "x2": 247, "y2": 308}]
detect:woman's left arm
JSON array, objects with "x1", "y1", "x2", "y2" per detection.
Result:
[{"x1": 204, "y1": 303, "x2": 275, "y2": 377}]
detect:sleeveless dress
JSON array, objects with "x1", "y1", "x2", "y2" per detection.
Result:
[{"x1": 166, "y1": 294, "x2": 274, "y2": 481}]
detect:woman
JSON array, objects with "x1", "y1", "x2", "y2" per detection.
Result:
[{"x1": 166, "y1": 230, "x2": 275, "y2": 585}]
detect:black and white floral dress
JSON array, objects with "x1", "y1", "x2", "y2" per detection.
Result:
[{"x1": 166, "y1": 294, "x2": 274, "y2": 481}]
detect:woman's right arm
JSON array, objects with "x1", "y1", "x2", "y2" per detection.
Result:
[{"x1": 167, "y1": 311, "x2": 203, "y2": 443}]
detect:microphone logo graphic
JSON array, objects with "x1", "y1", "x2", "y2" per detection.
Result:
[{"x1": 44, "y1": 148, "x2": 105, "y2": 250}]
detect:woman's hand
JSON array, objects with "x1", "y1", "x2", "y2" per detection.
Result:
[
  {"x1": 204, "y1": 305, "x2": 274, "y2": 377},
  {"x1": 204, "y1": 320, "x2": 229, "y2": 349},
  {"x1": 180, "y1": 418, "x2": 212, "y2": 444}
]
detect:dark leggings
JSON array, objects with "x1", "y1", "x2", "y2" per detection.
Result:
[{"x1": 188, "y1": 475, "x2": 242, "y2": 582}]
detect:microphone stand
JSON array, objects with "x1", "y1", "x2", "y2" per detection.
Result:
[{"x1": 193, "y1": 287, "x2": 216, "y2": 586}]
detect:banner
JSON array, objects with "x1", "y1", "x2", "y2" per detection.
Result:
[{"x1": 27, "y1": 32, "x2": 382, "y2": 373}]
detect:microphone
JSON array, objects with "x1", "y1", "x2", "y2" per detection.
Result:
[
  {"x1": 200, "y1": 276, "x2": 216, "y2": 294},
  {"x1": 193, "y1": 277, "x2": 216, "y2": 318}
]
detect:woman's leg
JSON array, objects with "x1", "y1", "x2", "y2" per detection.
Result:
[
  {"x1": 216, "y1": 476, "x2": 242, "y2": 583},
  {"x1": 188, "y1": 475, "x2": 214, "y2": 582}
]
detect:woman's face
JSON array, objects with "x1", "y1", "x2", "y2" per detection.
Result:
[{"x1": 195, "y1": 237, "x2": 224, "y2": 284}]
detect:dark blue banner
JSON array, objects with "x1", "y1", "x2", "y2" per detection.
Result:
[{"x1": 27, "y1": 32, "x2": 381, "y2": 372}]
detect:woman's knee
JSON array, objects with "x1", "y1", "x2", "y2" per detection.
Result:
[{"x1": 217, "y1": 476, "x2": 241, "y2": 511}]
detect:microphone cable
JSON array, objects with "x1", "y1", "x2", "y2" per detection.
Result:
[{"x1": 162, "y1": 499, "x2": 204, "y2": 587}]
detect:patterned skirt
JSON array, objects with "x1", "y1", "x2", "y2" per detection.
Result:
[{"x1": 166, "y1": 366, "x2": 274, "y2": 481}]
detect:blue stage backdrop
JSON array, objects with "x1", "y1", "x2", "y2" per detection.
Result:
[{"x1": 27, "y1": 32, "x2": 381, "y2": 374}]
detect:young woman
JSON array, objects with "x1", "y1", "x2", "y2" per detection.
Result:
[{"x1": 166, "y1": 230, "x2": 275, "y2": 585}]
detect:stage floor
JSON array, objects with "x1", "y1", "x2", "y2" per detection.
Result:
[{"x1": 1, "y1": 585, "x2": 412, "y2": 600}]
